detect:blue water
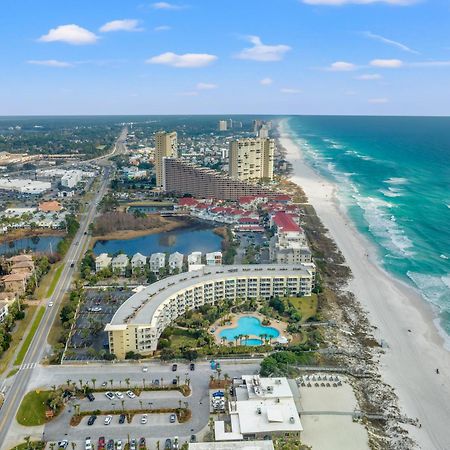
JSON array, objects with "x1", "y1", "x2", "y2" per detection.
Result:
[
  {"x1": 0, "y1": 235, "x2": 62, "y2": 256},
  {"x1": 93, "y1": 227, "x2": 222, "y2": 257},
  {"x1": 220, "y1": 316, "x2": 280, "y2": 345},
  {"x1": 286, "y1": 116, "x2": 450, "y2": 337}
]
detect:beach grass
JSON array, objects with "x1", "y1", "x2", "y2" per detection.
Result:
[
  {"x1": 14, "y1": 307, "x2": 45, "y2": 366},
  {"x1": 289, "y1": 294, "x2": 318, "y2": 322},
  {"x1": 0, "y1": 305, "x2": 37, "y2": 375},
  {"x1": 46, "y1": 264, "x2": 63, "y2": 298},
  {"x1": 16, "y1": 390, "x2": 53, "y2": 426}
]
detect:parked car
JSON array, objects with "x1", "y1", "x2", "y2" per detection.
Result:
[
  {"x1": 119, "y1": 413, "x2": 126, "y2": 424},
  {"x1": 106, "y1": 440, "x2": 114, "y2": 450},
  {"x1": 172, "y1": 437, "x2": 179, "y2": 450},
  {"x1": 105, "y1": 391, "x2": 114, "y2": 400},
  {"x1": 141, "y1": 413, "x2": 148, "y2": 424},
  {"x1": 101, "y1": 381, "x2": 108, "y2": 387},
  {"x1": 172, "y1": 378, "x2": 178, "y2": 385},
  {"x1": 85, "y1": 438, "x2": 92, "y2": 450},
  {"x1": 189, "y1": 363, "x2": 195, "y2": 371},
  {"x1": 138, "y1": 437, "x2": 146, "y2": 449},
  {"x1": 58, "y1": 441, "x2": 68, "y2": 449},
  {"x1": 116, "y1": 440, "x2": 122, "y2": 450},
  {"x1": 154, "y1": 379, "x2": 160, "y2": 386},
  {"x1": 172, "y1": 364, "x2": 177, "y2": 371},
  {"x1": 130, "y1": 439, "x2": 137, "y2": 450},
  {"x1": 164, "y1": 439, "x2": 172, "y2": 450},
  {"x1": 115, "y1": 391, "x2": 124, "y2": 399},
  {"x1": 86, "y1": 393, "x2": 95, "y2": 402},
  {"x1": 142, "y1": 366, "x2": 148, "y2": 372},
  {"x1": 98, "y1": 437, "x2": 106, "y2": 450},
  {"x1": 126, "y1": 390, "x2": 136, "y2": 399},
  {"x1": 87, "y1": 415, "x2": 97, "y2": 426},
  {"x1": 169, "y1": 413, "x2": 176, "y2": 423},
  {"x1": 190, "y1": 435, "x2": 196, "y2": 443},
  {"x1": 104, "y1": 415, "x2": 112, "y2": 425}
]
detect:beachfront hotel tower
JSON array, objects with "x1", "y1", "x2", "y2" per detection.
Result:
[
  {"x1": 155, "y1": 131, "x2": 178, "y2": 188},
  {"x1": 229, "y1": 138, "x2": 275, "y2": 181}
]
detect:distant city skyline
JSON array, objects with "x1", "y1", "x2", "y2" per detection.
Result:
[{"x1": 1, "y1": 0, "x2": 450, "y2": 115}]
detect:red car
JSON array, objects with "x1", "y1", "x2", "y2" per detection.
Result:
[{"x1": 98, "y1": 437, "x2": 106, "y2": 450}]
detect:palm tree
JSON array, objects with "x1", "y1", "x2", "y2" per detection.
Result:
[
  {"x1": 160, "y1": 377, "x2": 164, "y2": 386},
  {"x1": 23, "y1": 436, "x2": 31, "y2": 450},
  {"x1": 139, "y1": 400, "x2": 143, "y2": 410},
  {"x1": 176, "y1": 375, "x2": 180, "y2": 385},
  {"x1": 109, "y1": 379, "x2": 113, "y2": 389},
  {"x1": 121, "y1": 399, "x2": 125, "y2": 411},
  {"x1": 223, "y1": 373, "x2": 230, "y2": 384},
  {"x1": 49, "y1": 443, "x2": 56, "y2": 450},
  {"x1": 125, "y1": 377, "x2": 130, "y2": 389},
  {"x1": 51, "y1": 384, "x2": 57, "y2": 392},
  {"x1": 156, "y1": 441, "x2": 160, "y2": 450},
  {"x1": 208, "y1": 417, "x2": 215, "y2": 435},
  {"x1": 78, "y1": 379, "x2": 83, "y2": 389},
  {"x1": 71, "y1": 442, "x2": 76, "y2": 450},
  {"x1": 91, "y1": 378, "x2": 97, "y2": 389},
  {"x1": 142, "y1": 378, "x2": 146, "y2": 389},
  {"x1": 178, "y1": 399, "x2": 182, "y2": 409},
  {"x1": 74, "y1": 403, "x2": 80, "y2": 416},
  {"x1": 217, "y1": 368, "x2": 222, "y2": 381},
  {"x1": 209, "y1": 374, "x2": 215, "y2": 385},
  {"x1": 66, "y1": 379, "x2": 72, "y2": 388}
]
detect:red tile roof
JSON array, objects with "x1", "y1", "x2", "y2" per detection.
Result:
[
  {"x1": 272, "y1": 211, "x2": 300, "y2": 233},
  {"x1": 178, "y1": 198, "x2": 198, "y2": 207}
]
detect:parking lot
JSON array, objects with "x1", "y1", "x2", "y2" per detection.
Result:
[
  {"x1": 67, "y1": 288, "x2": 133, "y2": 360},
  {"x1": 28, "y1": 360, "x2": 261, "y2": 449}
]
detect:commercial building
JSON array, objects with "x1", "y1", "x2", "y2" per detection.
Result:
[
  {"x1": 215, "y1": 375, "x2": 303, "y2": 441},
  {"x1": 218, "y1": 120, "x2": 228, "y2": 131},
  {"x1": 105, "y1": 264, "x2": 314, "y2": 359},
  {"x1": 155, "y1": 131, "x2": 177, "y2": 188},
  {"x1": 229, "y1": 138, "x2": 274, "y2": 181},
  {"x1": 95, "y1": 253, "x2": 112, "y2": 272},
  {"x1": 163, "y1": 158, "x2": 275, "y2": 201},
  {"x1": 0, "y1": 178, "x2": 51, "y2": 195},
  {"x1": 189, "y1": 442, "x2": 274, "y2": 450}
]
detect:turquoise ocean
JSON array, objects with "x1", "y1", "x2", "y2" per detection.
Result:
[{"x1": 286, "y1": 116, "x2": 450, "y2": 338}]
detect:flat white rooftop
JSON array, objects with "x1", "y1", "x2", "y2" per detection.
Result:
[{"x1": 189, "y1": 442, "x2": 274, "y2": 450}]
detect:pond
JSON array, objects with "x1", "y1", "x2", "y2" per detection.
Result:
[
  {"x1": 93, "y1": 224, "x2": 223, "y2": 256},
  {"x1": 219, "y1": 316, "x2": 280, "y2": 346},
  {"x1": 0, "y1": 235, "x2": 62, "y2": 256}
]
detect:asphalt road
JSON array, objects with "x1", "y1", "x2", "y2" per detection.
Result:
[{"x1": 0, "y1": 129, "x2": 127, "y2": 449}]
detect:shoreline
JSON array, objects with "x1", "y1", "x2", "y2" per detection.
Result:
[
  {"x1": 278, "y1": 118, "x2": 450, "y2": 449},
  {"x1": 0, "y1": 229, "x2": 65, "y2": 245}
]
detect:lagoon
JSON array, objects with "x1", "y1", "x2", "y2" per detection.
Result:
[
  {"x1": 0, "y1": 235, "x2": 62, "y2": 256},
  {"x1": 93, "y1": 225, "x2": 222, "y2": 256}
]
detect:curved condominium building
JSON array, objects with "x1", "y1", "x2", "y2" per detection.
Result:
[{"x1": 105, "y1": 264, "x2": 314, "y2": 359}]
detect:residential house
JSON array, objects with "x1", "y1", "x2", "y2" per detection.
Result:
[
  {"x1": 111, "y1": 254, "x2": 129, "y2": 276},
  {"x1": 168, "y1": 252, "x2": 184, "y2": 273},
  {"x1": 150, "y1": 253, "x2": 166, "y2": 273},
  {"x1": 1, "y1": 272, "x2": 29, "y2": 294},
  {"x1": 206, "y1": 251, "x2": 222, "y2": 266},
  {"x1": 95, "y1": 253, "x2": 112, "y2": 273},
  {"x1": 131, "y1": 253, "x2": 147, "y2": 274}
]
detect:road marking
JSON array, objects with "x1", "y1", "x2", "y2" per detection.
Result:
[{"x1": 20, "y1": 362, "x2": 37, "y2": 370}]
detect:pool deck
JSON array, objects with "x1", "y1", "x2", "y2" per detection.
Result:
[{"x1": 211, "y1": 312, "x2": 288, "y2": 345}]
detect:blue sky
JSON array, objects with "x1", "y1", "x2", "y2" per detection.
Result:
[{"x1": 1, "y1": 0, "x2": 450, "y2": 115}]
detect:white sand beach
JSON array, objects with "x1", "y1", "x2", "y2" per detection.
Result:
[{"x1": 278, "y1": 120, "x2": 450, "y2": 450}]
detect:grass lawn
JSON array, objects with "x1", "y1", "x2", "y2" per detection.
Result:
[
  {"x1": 14, "y1": 307, "x2": 45, "y2": 366},
  {"x1": 169, "y1": 330, "x2": 198, "y2": 350},
  {"x1": 47, "y1": 292, "x2": 69, "y2": 346},
  {"x1": 0, "y1": 305, "x2": 37, "y2": 375},
  {"x1": 7, "y1": 367, "x2": 19, "y2": 378},
  {"x1": 16, "y1": 390, "x2": 53, "y2": 426},
  {"x1": 289, "y1": 294, "x2": 318, "y2": 323},
  {"x1": 46, "y1": 264, "x2": 63, "y2": 298},
  {"x1": 8, "y1": 442, "x2": 45, "y2": 450}
]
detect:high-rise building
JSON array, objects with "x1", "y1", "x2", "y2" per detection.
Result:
[
  {"x1": 155, "y1": 131, "x2": 177, "y2": 188},
  {"x1": 229, "y1": 138, "x2": 275, "y2": 181},
  {"x1": 218, "y1": 120, "x2": 228, "y2": 131}
]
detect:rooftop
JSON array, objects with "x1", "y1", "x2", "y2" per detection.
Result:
[{"x1": 272, "y1": 211, "x2": 301, "y2": 233}]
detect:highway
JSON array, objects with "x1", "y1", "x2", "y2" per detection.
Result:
[{"x1": 0, "y1": 129, "x2": 127, "y2": 449}]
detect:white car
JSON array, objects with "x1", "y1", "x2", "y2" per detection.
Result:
[
  {"x1": 104, "y1": 415, "x2": 112, "y2": 425},
  {"x1": 116, "y1": 440, "x2": 122, "y2": 450},
  {"x1": 142, "y1": 366, "x2": 148, "y2": 372},
  {"x1": 115, "y1": 391, "x2": 124, "y2": 399},
  {"x1": 85, "y1": 438, "x2": 92, "y2": 450},
  {"x1": 48, "y1": 302, "x2": 53, "y2": 307},
  {"x1": 105, "y1": 391, "x2": 114, "y2": 400},
  {"x1": 126, "y1": 390, "x2": 136, "y2": 399},
  {"x1": 140, "y1": 414, "x2": 148, "y2": 424}
]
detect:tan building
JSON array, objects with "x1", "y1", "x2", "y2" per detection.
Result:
[
  {"x1": 155, "y1": 131, "x2": 177, "y2": 188},
  {"x1": 2, "y1": 272, "x2": 29, "y2": 294},
  {"x1": 105, "y1": 264, "x2": 314, "y2": 359},
  {"x1": 229, "y1": 138, "x2": 274, "y2": 181},
  {"x1": 163, "y1": 158, "x2": 275, "y2": 201},
  {"x1": 38, "y1": 201, "x2": 62, "y2": 213}
]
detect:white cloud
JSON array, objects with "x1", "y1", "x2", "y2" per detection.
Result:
[
  {"x1": 38, "y1": 24, "x2": 98, "y2": 45},
  {"x1": 328, "y1": 61, "x2": 357, "y2": 71},
  {"x1": 100, "y1": 19, "x2": 142, "y2": 33},
  {"x1": 154, "y1": 25, "x2": 172, "y2": 32},
  {"x1": 368, "y1": 97, "x2": 389, "y2": 103},
  {"x1": 281, "y1": 88, "x2": 301, "y2": 94},
  {"x1": 147, "y1": 52, "x2": 217, "y2": 68},
  {"x1": 196, "y1": 82, "x2": 217, "y2": 90},
  {"x1": 27, "y1": 59, "x2": 73, "y2": 68},
  {"x1": 302, "y1": 0, "x2": 417, "y2": 5},
  {"x1": 370, "y1": 58, "x2": 403, "y2": 68},
  {"x1": 364, "y1": 31, "x2": 418, "y2": 54},
  {"x1": 152, "y1": 2, "x2": 184, "y2": 9},
  {"x1": 355, "y1": 73, "x2": 382, "y2": 80},
  {"x1": 260, "y1": 77, "x2": 273, "y2": 85},
  {"x1": 236, "y1": 36, "x2": 291, "y2": 62}
]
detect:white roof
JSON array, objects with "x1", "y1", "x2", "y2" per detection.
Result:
[{"x1": 189, "y1": 441, "x2": 274, "y2": 450}]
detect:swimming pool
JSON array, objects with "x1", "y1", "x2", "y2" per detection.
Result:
[{"x1": 219, "y1": 316, "x2": 280, "y2": 346}]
